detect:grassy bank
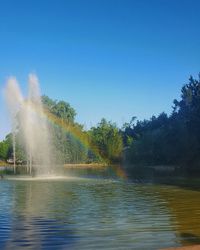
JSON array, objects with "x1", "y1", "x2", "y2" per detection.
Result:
[
  {"x1": 0, "y1": 161, "x2": 9, "y2": 167},
  {"x1": 64, "y1": 163, "x2": 108, "y2": 169}
]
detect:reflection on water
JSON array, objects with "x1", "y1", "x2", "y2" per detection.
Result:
[
  {"x1": 0, "y1": 168, "x2": 200, "y2": 249},
  {"x1": 156, "y1": 185, "x2": 200, "y2": 245}
]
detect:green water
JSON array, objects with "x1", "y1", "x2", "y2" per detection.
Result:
[{"x1": 0, "y1": 168, "x2": 200, "y2": 249}]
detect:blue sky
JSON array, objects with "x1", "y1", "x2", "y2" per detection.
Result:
[{"x1": 0, "y1": 0, "x2": 200, "y2": 140}]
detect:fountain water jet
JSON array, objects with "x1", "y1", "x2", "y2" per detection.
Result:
[{"x1": 4, "y1": 74, "x2": 53, "y2": 176}]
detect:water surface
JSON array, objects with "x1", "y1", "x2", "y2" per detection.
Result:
[{"x1": 0, "y1": 168, "x2": 200, "y2": 249}]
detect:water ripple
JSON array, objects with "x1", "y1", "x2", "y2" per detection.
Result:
[{"x1": 0, "y1": 176, "x2": 200, "y2": 249}]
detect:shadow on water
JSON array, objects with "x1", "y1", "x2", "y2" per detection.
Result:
[
  {"x1": 156, "y1": 176, "x2": 200, "y2": 192},
  {"x1": 179, "y1": 233, "x2": 200, "y2": 245},
  {"x1": 126, "y1": 165, "x2": 200, "y2": 191}
]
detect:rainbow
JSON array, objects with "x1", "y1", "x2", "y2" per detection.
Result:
[
  {"x1": 44, "y1": 111, "x2": 127, "y2": 179},
  {"x1": 44, "y1": 110, "x2": 101, "y2": 159},
  {"x1": 25, "y1": 103, "x2": 127, "y2": 179}
]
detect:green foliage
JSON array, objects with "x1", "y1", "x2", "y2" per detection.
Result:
[
  {"x1": 124, "y1": 74, "x2": 200, "y2": 172},
  {"x1": 42, "y1": 96, "x2": 90, "y2": 164},
  {"x1": 0, "y1": 134, "x2": 12, "y2": 160},
  {"x1": 42, "y1": 95, "x2": 76, "y2": 123},
  {"x1": 2, "y1": 73, "x2": 200, "y2": 169},
  {"x1": 89, "y1": 118, "x2": 123, "y2": 163},
  {"x1": 49, "y1": 124, "x2": 89, "y2": 164},
  {"x1": 172, "y1": 74, "x2": 200, "y2": 168}
]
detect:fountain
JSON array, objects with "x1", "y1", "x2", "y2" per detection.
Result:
[{"x1": 4, "y1": 74, "x2": 52, "y2": 175}]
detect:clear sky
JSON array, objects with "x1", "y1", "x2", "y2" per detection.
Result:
[{"x1": 0, "y1": 0, "x2": 200, "y2": 140}]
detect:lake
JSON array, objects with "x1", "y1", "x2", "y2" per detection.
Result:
[{"x1": 0, "y1": 167, "x2": 200, "y2": 249}]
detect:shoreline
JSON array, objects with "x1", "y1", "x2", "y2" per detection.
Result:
[
  {"x1": 0, "y1": 163, "x2": 109, "y2": 169},
  {"x1": 64, "y1": 163, "x2": 108, "y2": 169}
]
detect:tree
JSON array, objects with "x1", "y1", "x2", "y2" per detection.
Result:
[
  {"x1": 89, "y1": 119, "x2": 123, "y2": 163},
  {"x1": 0, "y1": 134, "x2": 12, "y2": 160},
  {"x1": 42, "y1": 95, "x2": 76, "y2": 123},
  {"x1": 124, "y1": 73, "x2": 200, "y2": 173},
  {"x1": 173, "y1": 74, "x2": 200, "y2": 169}
]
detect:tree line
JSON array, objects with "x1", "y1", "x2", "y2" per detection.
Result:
[
  {"x1": 123, "y1": 74, "x2": 200, "y2": 173},
  {"x1": 0, "y1": 95, "x2": 123, "y2": 164},
  {"x1": 1, "y1": 73, "x2": 200, "y2": 172}
]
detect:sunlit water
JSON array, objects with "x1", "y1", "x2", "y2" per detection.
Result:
[{"x1": 0, "y1": 168, "x2": 200, "y2": 249}]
